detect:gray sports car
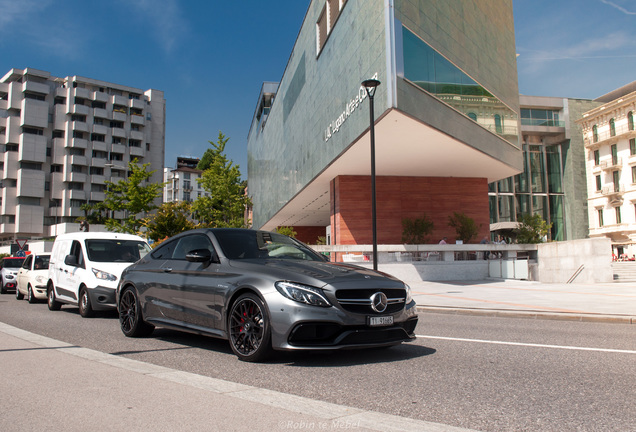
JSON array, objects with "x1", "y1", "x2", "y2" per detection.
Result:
[{"x1": 116, "y1": 228, "x2": 418, "y2": 361}]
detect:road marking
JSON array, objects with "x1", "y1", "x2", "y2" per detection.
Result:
[{"x1": 416, "y1": 335, "x2": 636, "y2": 354}]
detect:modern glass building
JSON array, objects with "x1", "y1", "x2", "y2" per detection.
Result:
[
  {"x1": 248, "y1": 0, "x2": 522, "y2": 246},
  {"x1": 488, "y1": 96, "x2": 600, "y2": 242}
]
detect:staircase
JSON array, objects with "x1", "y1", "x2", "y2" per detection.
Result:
[{"x1": 612, "y1": 262, "x2": 636, "y2": 283}]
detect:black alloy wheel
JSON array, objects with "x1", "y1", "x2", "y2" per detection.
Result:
[
  {"x1": 118, "y1": 288, "x2": 154, "y2": 337},
  {"x1": 228, "y1": 293, "x2": 272, "y2": 362}
]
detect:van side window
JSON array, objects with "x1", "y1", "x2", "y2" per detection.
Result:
[
  {"x1": 70, "y1": 240, "x2": 85, "y2": 268},
  {"x1": 22, "y1": 255, "x2": 32, "y2": 269}
]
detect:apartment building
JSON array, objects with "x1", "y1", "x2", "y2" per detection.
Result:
[
  {"x1": 488, "y1": 95, "x2": 599, "y2": 241},
  {"x1": 579, "y1": 83, "x2": 636, "y2": 257},
  {"x1": 0, "y1": 68, "x2": 165, "y2": 240},
  {"x1": 163, "y1": 156, "x2": 209, "y2": 203}
]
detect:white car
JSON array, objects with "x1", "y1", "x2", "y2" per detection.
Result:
[{"x1": 16, "y1": 254, "x2": 50, "y2": 303}]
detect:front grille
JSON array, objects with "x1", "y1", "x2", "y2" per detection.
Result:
[{"x1": 335, "y1": 288, "x2": 406, "y2": 314}]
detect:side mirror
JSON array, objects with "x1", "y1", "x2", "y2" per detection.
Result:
[
  {"x1": 64, "y1": 255, "x2": 78, "y2": 267},
  {"x1": 185, "y1": 249, "x2": 219, "y2": 264}
]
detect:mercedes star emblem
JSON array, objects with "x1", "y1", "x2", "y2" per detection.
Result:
[{"x1": 370, "y1": 292, "x2": 388, "y2": 313}]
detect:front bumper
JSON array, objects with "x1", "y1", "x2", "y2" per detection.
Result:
[
  {"x1": 267, "y1": 291, "x2": 419, "y2": 351},
  {"x1": 87, "y1": 286, "x2": 117, "y2": 310}
]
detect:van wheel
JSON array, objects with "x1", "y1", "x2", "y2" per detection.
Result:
[
  {"x1": 78, "y1": 287, "x2": 94, "y2": 318},
  {"x1": 15, "y1": 286, "x2": 24, "y2": 300},
  {"x1": 47, "y1": 285, "x2": 61, "y2": 311}
]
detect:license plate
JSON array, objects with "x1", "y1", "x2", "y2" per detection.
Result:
[{"x1": 368, "y1": 315, "x2": 394, "y2": 327}]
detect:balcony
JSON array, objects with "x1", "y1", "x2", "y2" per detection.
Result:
[
  {"x1": 73, "y1": 87, "x2": 91, "y2": 100},
  {"x1": 92, "y1": 124, "x2": 108, "y2": 135},
  {"x1": 111, "y1": 95, "x2": 127, "y2": 106},
  {"x1": 91, "y1": 141, "x2": 108, "y2": 152},
  {"x1": 129, "y1": 130, "x2": 144, "y2": 141},
  {"x1": 93, "y1": 107, "x2": 109, "y2": 120},
  {"x1": 66, "y1": 138, "x2": 88, "y2": 149},
  {"x1": 585, "y1": 123, "x2": 636, "y2": 148},
  {"x1": 93, "y1": 91, "x2": 108, "y2": 103},
  {"x1": 69, "y1": 104, "x2": 89, "y2": 116},
  {"x1": 130, "y1": 146, "x2": 145, "y2": 158},
  {"x1": 90, "y1": 174, "x2": 105, "y2": 184},
  {"x1": 129, "y1": 98, "x2": 145, "y2": 109},
  {"x1": 90, "y1": 191, "x2": 106, "y2": 201},
  {"x1": 112, "y1": 111, "x2": 127, "y2": 122},
  {"x1": 22, "y1": 81, "x2": 50, "y2": 95},
  {"x1": 131, "y1": 114, "x2": 145, "y2": 126},
  {"x1": 72, "y1": 120, "x2": 89, "y2": 133},
  {"x1": 601, "y1": 184, "x2": 624, "y2": 204},
  {"x1": 112, "y1": 127, "x2": 126, "y2": 139},
  {"x1": 111, "y1": 143, "x2": 126, "y2": 154},
  {"x1": 600, "y1": 158, "x2": 622, "y2": 171}
]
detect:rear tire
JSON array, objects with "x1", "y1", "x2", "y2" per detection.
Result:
[
  {"x1": 78, "y1": 287, "x2": 94, "y2": 318},
  {"x1": 118, "y1": 287, "x2": 154, "y2": 337},
  {"x1": 47, "y1": 284, "x2": 61, "y2": 311},
  {"x1": 15, "y1": 286, "x2": 24, "y2": 300}
]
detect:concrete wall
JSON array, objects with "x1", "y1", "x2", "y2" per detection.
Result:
[{"x1": 537, "y1": 238, "x2": 612, "y2": 283}]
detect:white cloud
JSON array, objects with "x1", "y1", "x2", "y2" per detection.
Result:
[
  {"x1": 600, "y1": 0, "x2": 636, "y2": 15},
  {"x1": 0, "y1": 0, "x2": 52, "y2": 28}
]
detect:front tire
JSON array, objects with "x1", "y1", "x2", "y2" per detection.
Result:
[
  {"x1": 78, "y1": 287, "x2": 94, "y2": 318},
  {"x1": 16, "y1": 286, "x2": 24, "y2": 300},
  {"x1": 47, "y1": 284, "x2": 61, "y2": 311},
  {"x1": 27, "y1": 285, "x2": 36, "y2": 304},
  {"x1": 118, "y1": 287, "x2": 154, "y2": 337},
  {"x1": 228, "y1": 293, "x2": 272, "y2": 362}
]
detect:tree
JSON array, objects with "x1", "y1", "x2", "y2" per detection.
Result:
[
  {"x1": 192, "y1": 132, "x2": 251, "y2": 228},
  {"x1": 448, "y1": 211, "x2": 480, "y2": 243},
  {"x1": 517, "y1": 213, "x2": 552, "y2": 244},
  {"x1": 143, "y1": 201, "x2": 195, "y2": 242},
  {"x1": 402, "y1": 215, "x2": 434, "y2": 244},
  {"x1": 98, "y1": 159, "x2": 164, "y2": 235},
  {"x1": 274, "y1": 226, "x2": 297, "y2": 238}
]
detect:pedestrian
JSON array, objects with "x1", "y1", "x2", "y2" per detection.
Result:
[{"x1": 439, "y1": 237, "x2": 448, "y2": 245}]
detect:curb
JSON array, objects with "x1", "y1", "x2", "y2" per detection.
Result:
[{"x1": 416, "y1": 306, "x2": 636, "y2": 324}]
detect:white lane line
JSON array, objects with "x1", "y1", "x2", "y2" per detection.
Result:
[{"x1": 416, "y1": 335, "x2": 636, "y2": 354}]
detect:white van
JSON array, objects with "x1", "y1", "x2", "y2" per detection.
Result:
[{"x1": 47, "y1": 232, "x2": 151, "y2": 317}]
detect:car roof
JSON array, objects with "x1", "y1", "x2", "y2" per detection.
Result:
[{"x1": 53, "y1": 232, "x2": 147, "y2": 242}]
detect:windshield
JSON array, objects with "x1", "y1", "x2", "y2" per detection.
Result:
[
  {"x1": 3, "y1": 258, "x2": 25, "y2": 268},
  {"x1": 86, "y1": 240, "x2": 151, "y2": 263},
  {"x1": 213, "y1": 230, "x2": 325, "y2": 261}
]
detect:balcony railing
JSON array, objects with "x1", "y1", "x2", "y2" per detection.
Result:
[
  {"x1": 585, "y1": 122, "x2": 636, "y2": 147},
  {"x1": 600, "y1": 157, "x2": 622, "y2": 170}
]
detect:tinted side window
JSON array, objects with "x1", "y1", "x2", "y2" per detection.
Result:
[
  {"x1": 22, "y1": 255, "x2": 32, "y2": 269},
  {"x1": 151, "y1": 239, "x2": 178, "y2": 260},
  {"x1": 70, "y1": 240, "x2": 85, "y2": 268},
  {"x1": 172, "y1": 234, "x2": 215, "y2": 260}
]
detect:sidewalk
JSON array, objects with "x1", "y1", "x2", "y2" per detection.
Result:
[
  {"x1": 411, "y1": 279, "x2": 636, "y2": 324},
  {"x1": 0, "y1": 322, "x2": 473, "y2": 432}
]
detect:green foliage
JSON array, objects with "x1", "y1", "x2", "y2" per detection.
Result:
[
  {"x1": 143, "y1": 201, "x2": 196, "y2": 242},
  {"x1": 517, "y1": 213, "x2": 552, "y2": 244},
  {"x1": 448, "y1": 211, "x2": 480, "y2": 244},
  {"x1": 274, "y1": 226, "x2": 297, "y2": 238},
  {"x1": 316, "y1": 236, "x2": 327, "y2": 245},
  {"x1": 77, "y1": 203, "x2": 106, "y2": 225},
  {"x1": 192, "y1": 132, "x2": 251, "y2": 228},
  {"x1": 402, "y1": 215, "x2": 434, "y2": 244},
  {"x1": 97, "y1": 159, "x2": 164, "y2": 235}
]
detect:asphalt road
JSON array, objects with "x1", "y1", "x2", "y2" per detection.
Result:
[{"x1": 2, "y1": 293, "x2": 635, "y2": 432}]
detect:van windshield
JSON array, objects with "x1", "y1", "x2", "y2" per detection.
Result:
[{"x1": 85, "y1": 240, "x2": 151, "y2": 263}]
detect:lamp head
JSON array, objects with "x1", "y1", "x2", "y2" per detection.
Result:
[{"x1": 362, "y1": 79, "x2": 381, "y2": 97}]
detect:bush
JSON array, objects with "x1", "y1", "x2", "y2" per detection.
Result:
[
  {"x1": 402, "y1": 215, "x2": 434, "y2": 244},
  {"x1": 448, "y1": 212, "x2": 480, "y2": 244},
  {"x1": 517, "y1": 213, "x2": 552, "y2": 244}
]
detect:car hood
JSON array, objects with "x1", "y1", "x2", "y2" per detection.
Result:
[{"x1": 228, "y1": 259, "x2": 404, "y2": 289}]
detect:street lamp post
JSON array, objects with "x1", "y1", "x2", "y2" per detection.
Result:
[{"x1": 362, "y1": 78, "x2": 381, "y2": 271}]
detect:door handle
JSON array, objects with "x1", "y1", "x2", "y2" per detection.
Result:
[{"x1": 163, "y1": 268, "x2": 172, "y2": 273}]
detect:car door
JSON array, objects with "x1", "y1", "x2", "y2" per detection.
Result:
[
  {"x1": 56, "y1": 240, "x2": 84, "y2": 302},
  {"x1": 17, "y1": 255, "x2": 32, "y2": 294},
  {"x1": 162, "y1": 233, "x2": 223, "y2": 332}
]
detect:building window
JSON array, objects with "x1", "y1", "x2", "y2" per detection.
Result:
[
  {"x1": 90, "y1": 167, "x2": 104, "y2": 175},
  {"x1": 50, "y1": 165, "x2": 62, "y2": 173},
  {"x1": 596, "y1": 175, "x2": 602, "y2": 191},
  {"x1": 613, "y1": 170, "x2": 620, "y2": 192},
  {"x1": 631, "y1": 138, "x2": 636, "y2": 156},
  {"x1": 68, "y1": 182, "x2": 84, "y2": 191},
  {"x1": 632, "y1": 166, "x2": 636, "y2": 183},
  {"x1": 52, "y1": 130, "x2": 64, "y2": 139},
  {"x1": 594, "y1": 149, "x2": 600, "y2": 165},
  {"x1": 316, "y1": 0, "x2": 347, "y2": 55},
  {"x1": 610, "y1": 118, "x2": 616, "y2": 137},
  {"x1": 23, "y1": 127, "x2": 43, "y2": 135},
  {"x1": 71, "y1": 114, "x2": 86, "y2": 122},
  {"x1": 593, "y1": 125, "x2": 598, "y2": 143},
  {"x1": 616, "y1": 207, "x2": 622, "y2": 224},
  {"x1": 468, "y1": 112, "x2": 477, "y2": 121},
  {"x1": 19, "y1": 162, "x2": 42, "y2": 170},
  {"x1": 598, "y1": 209, "x2": 604, "y2": 227},
  {"x1": 73, "y1": 131, "x2": 85, "y2": 139},
  {"x1": 611, "y1": 144, "x2": 618, "y2": 165},
  {"x1": 629, "y1": 112, "x2": 635, "y2": 131}
]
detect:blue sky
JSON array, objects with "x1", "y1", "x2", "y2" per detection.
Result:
[{"x1": 1, "y1": 1, "x2": 635, "y2": 176}]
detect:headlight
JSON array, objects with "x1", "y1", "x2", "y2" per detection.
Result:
[
  {"x1": 405, "y1": 284, "x2": 413, "y2": 304},
  {"x1": 275, "y1": 281, "x2": 331, "y2": 307},
  {"x1": 5, "y1": 275, "x2": 14, "y2": 280},
  {"x1": 35, "y1": 275, "x2": 47, "y2": 284},
  {"x1": 92, "y1": 268, "x2": 117, "y2": 282}
]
